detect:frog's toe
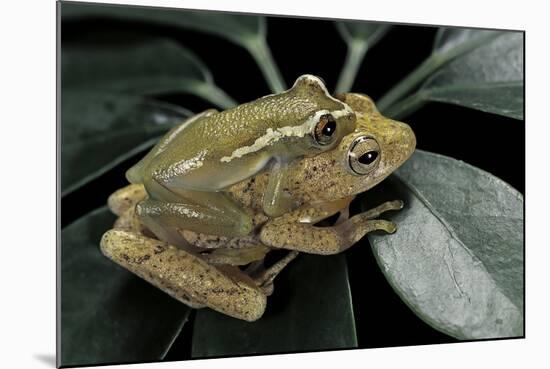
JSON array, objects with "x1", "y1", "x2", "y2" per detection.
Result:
[
  {"x1": 237, "y1": 214, "x2": 254, "y2": 236},
  {"x1": 385, "y1": 221, "x2": 398, "y2": 234},
  {"x1": 107, "y1": 184, "x2": 147, "y2": 216},
  {"x1": 362, "y1": 200, "x2": 405, "y2": 219}
]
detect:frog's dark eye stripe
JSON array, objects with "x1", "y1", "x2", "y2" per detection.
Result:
[{"x1": 347, "y1": 136, "x2": 381, "y2": 175}]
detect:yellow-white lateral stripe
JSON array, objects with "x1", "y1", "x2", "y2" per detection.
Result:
[{"x1": 220, "y1": 105, "x2": 353, "y2": 163}]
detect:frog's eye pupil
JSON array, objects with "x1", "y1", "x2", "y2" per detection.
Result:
[
  {"x1": 347, "y1": 136, "x2": 381, "y2": 175},
  {"x1": 314, "y1": 114, "x2": 337, "y2": 145},
  {"x1": 358, "y1": 151, "x2": 378, "y2": 164},
  {"x1": 322, "y1": 120, "x2": 336, "y2": 137}
]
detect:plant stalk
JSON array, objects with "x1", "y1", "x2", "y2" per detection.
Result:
[
  {"x1": 335, "y1": 40, "x2": 369, "y2": 93},
  {"x1": 377, "y1": 55, "x2": 442, "y2": 113},
  {"x1": 195, "y1": 83, "x2": 238, "y2": 109},
  {"x1": 384, "y1": 91, "x2": 427, "y2": 120},
  {"x1": 244, "y1": 36, "x2": 287, "y2": 93}
]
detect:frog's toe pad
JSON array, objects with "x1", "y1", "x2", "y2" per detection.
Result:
[{"x1": 385, "y1": 221, "x2": 398, "y2": 234}]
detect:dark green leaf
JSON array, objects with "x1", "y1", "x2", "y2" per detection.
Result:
[
  {"x1": 62, "y1": 2, "x2": 263, "y2": 47},
  {"x1": 377, "y1": 28, "x2": 505, "y2": 113},
  {"x1": 61, "y1": 207, "x2": 192, "y2": 366},
  {"x1": 364, "y1": 150, "x2": 523, "y2": 339},
  {"x1": 191, "y1": 254, "x2": 357, "y2": 358},
  {"x1": 384, "y1": 31, "x2": 523, "y2": 120},
  {"x1": 422, "y1": 82, "x2": 523, "y2": 120},
  {"x1": 61, "y1": 1, "x2": 286, "y2": 93},
  {"x1": 422, "y1": 32, "x2": 524, "y2": 119},
  {"x1": 432, "y1": 28, "x2": 502, "y2": 56},
  {"x1": 62, "y1": 40, "x2": 237, "y2": 108},
  {"x1": 335, "y1": 21, "x2": 391, "y2": 93},
  {"x1": 61, "y1": 91, "x2": 191, "y2": 196}
]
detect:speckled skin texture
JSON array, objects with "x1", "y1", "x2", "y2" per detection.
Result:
[
  {"x1": 101, "y1": 229, "x2": 267, "y2": 321},
  {"x1": 100, "y1": 93, "x2": 416, "y2": 321},
  {"x1": 259, "y1": 200, "x2": 403, "y2": 255}
]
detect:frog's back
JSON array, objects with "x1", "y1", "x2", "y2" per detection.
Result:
[
  {"x1": 133, "y1": 74, "x2": 355, "y2": 192},
  {"x1": 174, "y1": 93, "x2": 321, "y2": 157}
]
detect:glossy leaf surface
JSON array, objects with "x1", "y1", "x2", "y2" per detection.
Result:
[
  {"x1": 191, "y1": 254, "x2": 357, "y2": 358},
  {"x1": 365, "y1": 150, "x2": 523, "y2": 339}
]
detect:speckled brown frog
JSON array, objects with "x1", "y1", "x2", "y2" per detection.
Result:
[{"x1": 100, "y1": 93, "x2": 416, "y2": 322}]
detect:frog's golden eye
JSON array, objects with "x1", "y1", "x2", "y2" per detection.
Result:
[
  {"x1": 314, "y1": 114, "x2": 337, "y2": 145},
  {"x1": 347, "y1": 136, "x2": 380, "y2": 175}
]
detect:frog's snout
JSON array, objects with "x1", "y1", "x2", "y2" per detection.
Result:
[
  {"x1": 392, "y1": 119, "x2": 417, "y2": 165},
  {"x1": 377, "y1": 118, "x2": 416, "y2": 176}
]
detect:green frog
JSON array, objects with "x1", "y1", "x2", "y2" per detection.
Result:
[
  {"x1": 125, "y1": 75, "x2": 356, "y2": 242},
  {"x1": 101, "y1": 93, "x2": 416, "y2": 321}
]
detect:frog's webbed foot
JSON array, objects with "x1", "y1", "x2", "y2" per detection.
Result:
[
  {"x1": 262, "y1": 160, "x2": 295, "y2": 217},
  {"x1": 260, "y1": 200, "x2": 403, "y2": 255},
  {"x1": 100, "y1": 229, "x2": 268, "y2": 321}
]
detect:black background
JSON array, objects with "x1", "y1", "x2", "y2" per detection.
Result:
[{"x1": 61, "y1": 4, "x2": 524, "y2": 360}]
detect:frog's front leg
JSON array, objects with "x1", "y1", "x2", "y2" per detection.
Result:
[
  {"x1": 260, "y1": 200, "x2": 403, "y2": 255},
  {"x1": 262, "y1": 160, "x2": 294, "y2": 217}
]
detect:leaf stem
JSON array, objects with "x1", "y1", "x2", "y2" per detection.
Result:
[
  {"x1": 376, "y1": 55, "x2": 442, "y2": 113},
  {"x1": 195, "y1": 83, "x2": 238, "y2": 109},
  {"x1": 244, "y1": 36, "x2": 287, "y2": 93},
  {"x1": 384, "y1": 91, "x2": 427, "y2": 120},
  {"x1": 335, "y1": 40, "x2": 369, "y2": 93}
]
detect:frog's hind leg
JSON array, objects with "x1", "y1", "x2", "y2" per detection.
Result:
[
  {"x1": 137, "y1": 183, "x2": 255, "y2": 243},
  {"x1": 100, "y1": 229, "x2": 267, "y2": 321},
  {"x1": 126, "y1": 109, "x2": 218, "y2": 184}
]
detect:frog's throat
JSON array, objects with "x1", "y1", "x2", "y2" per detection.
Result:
[{"x1": 219, "y1": 105, "x2": 353, "y2": 163}]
